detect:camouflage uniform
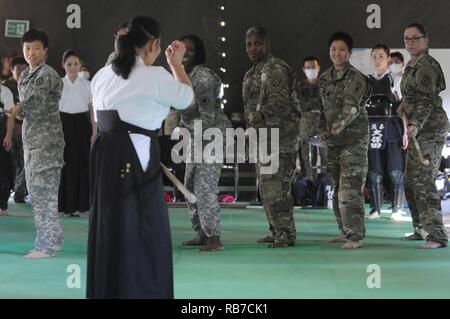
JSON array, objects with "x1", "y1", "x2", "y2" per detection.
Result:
[
  {"x1": 243, "y1": 53, "x2": 300, "y2": 244},
  {"x1": 318, "y1": 62, "x2": 370, "y2": 242},
  {"x1": 164, "y1": 108, "x2": 181, "y2": 136},
  {"x1": 401, "y1": 52, "x2": 449, "y2": 246},
  {"x1": 296, "y1": 79, "x2": 327, "y2": 179},
  {"x1": 179, "y1": 65, "x2": 231, "y2": 238},
  {"x1": 18, "y1": 61, "x2": 65, "y2": 255},
  {"x1": 4, "y1": 78, "x2": 27, "y2": 201}
]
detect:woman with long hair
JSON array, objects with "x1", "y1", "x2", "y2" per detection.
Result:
[{"x1": 86, "y1": 16, "x2": 194, "y2": 298}]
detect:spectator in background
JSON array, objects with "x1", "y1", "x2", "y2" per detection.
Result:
[
  {"x1": 58, "y1": 49, "x2": 96, "y2": 218},
  {"x1": 105, "y1": 20, "x2": 129, "y2": 65},
  {"x1": 78, "y1": 62, "x2": 91, "y2": 80},
  {"x1": 390, "y1": 51, "x2": 405, "y2": 100},
  {"x1": 4, "y1": 57, "x2": 29, "y2": 203},
  {"x1": 1, "y1": 52, "x2": 17, "y2": 84},
  {"x1": 0, "y1": 83, "x2": 15, "y2": 215}
]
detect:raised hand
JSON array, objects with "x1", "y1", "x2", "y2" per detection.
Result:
[{"x1": 165, "y1": 40, "x2": 186, "y2": 67}]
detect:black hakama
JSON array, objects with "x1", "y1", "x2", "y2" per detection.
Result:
[
  {"x1": 0, "y1": 144, "x2": 14, "y2": 210},
  {"x1": 0, "y1": 113, "x2": 14, "y2": 210},
  {"x1": 58, "y1": 111, "x2": 91, "y2": 214},
  {"x1": 86, "y1": 110, "x2": 173, "y2": 299}
]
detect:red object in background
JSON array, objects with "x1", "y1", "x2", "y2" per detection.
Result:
[
  {"x1": 164, "y1": 192, "x2": 173, "y2": 202},
  {"x1": 363, "y1": 186, "x2": 369, "y2": 200},
  {"x1": 218, "y1": 194, "x2": 235, "y2": 203}
]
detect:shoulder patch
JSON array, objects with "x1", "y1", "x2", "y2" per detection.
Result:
[
  {"x1": 271, "y1": 78, "x2": 281, "y2": 87},
  {"x1": 421, "y1": 74, "x2": 431, "y2": 87},
  {"x1": 35, "y1": 77, "x2": 44, "y2": 86},
  {"x1": 200, "y1": 96, "x2": 209, "y2": 105}
]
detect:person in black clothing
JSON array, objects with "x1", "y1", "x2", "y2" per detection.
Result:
[
  {"x1": 0, "y1": 83, "x2": 15, "y2": 215},
  {"x1": 4, "y1": 57, "x2": 29, "y2": 203},
  {"x1": 366, "y1": 44, "x2": 408, "y2": 220}
]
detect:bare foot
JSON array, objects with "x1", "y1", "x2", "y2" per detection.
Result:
[
  {"x1": 23, "y1": 251, "x2": 51, "y2": 259},
  {"x1": 342, "y1": 240, "x2": 362, "y2": 249},
  {"x1": 199, "y1": 237, "x2": 224, "y2": 252},
  {"x1": 420, "y1": 241, "x2": 444, "y2": 249},
  {"x1": 0, "y1": 210, "x2": 8, "y2": 216},
  {"x1": 401, "y1": 233, "x2": 424, "y2": 241},
  {"x1": 328, "y1": 234, "x2": 348, "y2": 243},
  {"x1": 257, "y1": 235, "x2": 275, "y2": 243},
  {"x1": 27, "y1": 244, "x2": 61, "y2": 253}
]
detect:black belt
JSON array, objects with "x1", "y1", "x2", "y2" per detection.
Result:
[{"x1": 96, "y1": 110, "x2": 160, "y2": 138}]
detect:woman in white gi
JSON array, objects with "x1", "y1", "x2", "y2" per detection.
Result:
[
  {"x1": 58, "y1": 49, "x2": 95, "y2": 217},
  {"x1": 87, "y1": 16, "x2": 194, "y2": 299}
]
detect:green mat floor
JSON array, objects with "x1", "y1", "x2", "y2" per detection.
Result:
[{"x1": 1, "y1": 202, "x2": 450, "y2": 299}]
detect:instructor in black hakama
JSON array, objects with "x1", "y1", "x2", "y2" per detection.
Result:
[{"x1": 86, "y1": 16, "x2": 193, "y2": 299}]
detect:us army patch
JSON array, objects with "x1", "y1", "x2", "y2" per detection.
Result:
[
  {"x1": 35, "y1": 77, "x2": 44, "y2": 86},
  {"x1": 421, "y1": 75, "x2": 431, "y2": 87},
  {"x1": 200, "y1": 96, "x2": 209, "y2": 105},
  {"x1": 271, "y1": 78, "x2": 281, "y2": 87}
]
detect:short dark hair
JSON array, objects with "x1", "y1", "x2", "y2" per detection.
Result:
[
  {"x1": 406, "y1": 23, "x2": 427, "y2": 37},
  {"x1": 371, "y1": 44, "x2": 390, "y2": 56},
  {"x1": 11, "y1": 56, "x2": 28, "y2": 69},
  {"x1": 22, "y1": 29, "x2": 49, "y2": 48},
  {"x1": 180, "y1": 34, "x2": 206, "y2": 66},
  {"x1": 246, "y1": 26, "x2": 269, "y2": 41},
  {"x1": 62, "y1": 49, "x2": 80, "y2": 64},
  {"x1": 303, "y1": 56, "x2": 319, "y2": 66},
  {"x1": 328, "y1": 31, "x2": 353, "y2": 50},
  {"x1": 390, "y1": 51, "x2": 404, "y2": 63}
]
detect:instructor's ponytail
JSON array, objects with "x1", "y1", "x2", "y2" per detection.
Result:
[
  {"x1": 112, "y1": 33, "x2": 135, "y2": 79},
  {"x1": 112, "y1": 16, "x2": 161, "y2": 80}
]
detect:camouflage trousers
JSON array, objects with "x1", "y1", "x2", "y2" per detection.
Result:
[
  {"x1": 404, "y1": 130, "x2": 448, "y2": 246},
  {"x1": 185, "y1": 162, "x2": 222, "y2": 237},
  {"x1": 257, "y1": 152, "x2": 297, "y2": 243},
  {"x1": 299, "y1": 138, "x2": 328, "y2": 180},
  {"x1": 24, "y1": 149, "x2": 64, "y2": 255},
  {"x1": 328, "y1": 141, "x2": 368, "y2": 241}
]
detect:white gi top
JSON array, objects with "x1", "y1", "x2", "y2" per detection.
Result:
[
  {"x1": 59, "y1": 76, "x2": 92, "y2": 113},
  {"x1": 0, "y1": 84, "x2": 14, "y2": 110},
  {"x1": 91, "y1": 56, "x2": 194, "y2": 171},
  {"x1": 391, "y1": 73, "x2": 403, "y2": 100}
]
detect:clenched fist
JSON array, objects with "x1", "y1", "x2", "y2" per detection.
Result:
[
  {"x1": 6, "y1": 104, "x2": 23, "y2": 119},
  {"x1": 165, "y1": 40, "x2": 186, "y2": 67}
]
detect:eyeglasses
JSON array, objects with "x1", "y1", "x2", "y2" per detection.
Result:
[{"x1": 403, "y1": 36, "x2": 425, "y2": 44}]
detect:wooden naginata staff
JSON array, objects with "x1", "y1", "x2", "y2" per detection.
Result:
[
  {"x1": 160, "y1": 162, "x2": 197, "y2": 204},
  {"x1": 397, "y1": 103, "x2": 430, "y2": 166}
]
